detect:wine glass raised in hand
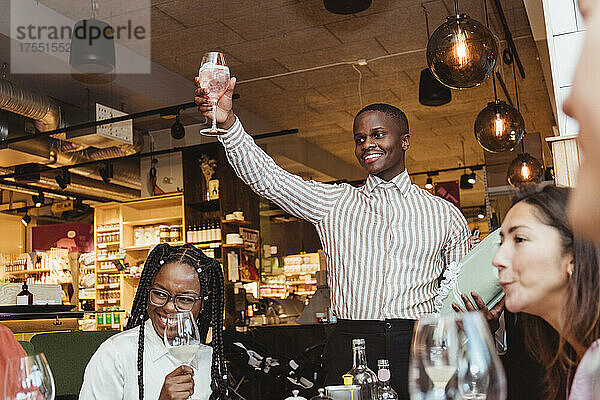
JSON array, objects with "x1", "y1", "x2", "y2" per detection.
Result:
[
  {"x1": 163, "y1": 311, "x2": 201, "y2": 366},
  {"x1": 4, "y1": 353, "x2": 55, "y2": 400},
  {"x1": 198, "y1": 51, "x2": 230, "y2": 136}
]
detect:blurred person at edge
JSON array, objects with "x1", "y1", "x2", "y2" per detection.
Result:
[
  {"x1": 492, "y1": 185, "x2": 600, "y2": 399},
  {"x1": 0, "y1": 325, "x2": 27, "y2": 395},
  {"x1": 563, "y1": 0, "x2": 600, "y2": 243}
]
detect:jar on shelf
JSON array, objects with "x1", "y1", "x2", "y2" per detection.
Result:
[
  {"x1": 159, "y1": 225, "x2": 170, "y2": 243},
  {"x1": 143, "y1": 226, "x2": 154, "y2": 246},
  {"x1": 169, "y1": 225, "x2": 182, "y2": 243},
  {"x1": 134, "y1": 226, "x2": 143, "y2": 246}
]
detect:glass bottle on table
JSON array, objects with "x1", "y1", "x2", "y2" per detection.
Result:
[
  {"x1": 377, "y1": 359, "x2": 398, "y2": 400},
  {"x1": 347, "y1": 338, "x2": 378, "y2": 400}
]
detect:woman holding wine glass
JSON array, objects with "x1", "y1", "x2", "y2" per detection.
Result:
[
  {"x1": 80, "y1": 244, "x2": 228, "y2": 400},
  {"x1": 491, "y1": 185, "x2": 600, "y2": 399}
]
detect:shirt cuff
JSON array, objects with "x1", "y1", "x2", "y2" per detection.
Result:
[{"x1": 217, "y1": 115, "x2": 245, "y2": 148}]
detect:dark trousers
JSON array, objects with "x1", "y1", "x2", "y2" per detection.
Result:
[{"x1": 322, "y1": 319, "x2": 415, "y2": 400}]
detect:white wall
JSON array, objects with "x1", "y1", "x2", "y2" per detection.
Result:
[{"x1": 542, "y1": 0, "x2": 585, "y2": 136}]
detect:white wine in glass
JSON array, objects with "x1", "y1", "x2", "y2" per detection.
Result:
[
  {"x1": 198, "y1": 51, "x2": 230, "y2": 136},
  {"x1": 164, "y1": 311, "x2": 202, "y2": 366},
  {"x1": 4, "y1": 353, "x2": 55, "y2": 400}
]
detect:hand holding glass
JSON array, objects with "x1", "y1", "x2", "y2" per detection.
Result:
[
  {"x1": 198, "y1": 52, "x2": 230, "y2": 136},
  {"x1": 4, "y1": 353, "x2": 55, "y2": 400}
]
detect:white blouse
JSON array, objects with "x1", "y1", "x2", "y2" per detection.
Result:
[{"x1": 79, "y1": 319, "x2": 213, "y2": 400}]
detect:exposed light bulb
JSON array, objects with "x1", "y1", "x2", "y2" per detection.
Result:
[
  {"x1": 454, "y1": 30, "x2": 469, "y2": 67},
  {"x1": 521, "y1": 163, "x2": 531, "y2": 180},
  {"x1": 425, "y1": 177, "x2": 433, "y2": 189},
  {"x1": 477, "y1": 213, "x2": 485, "y2": 219},
  {"x1": 495, "y1": 113, "x2": 503, "y2": 137}
]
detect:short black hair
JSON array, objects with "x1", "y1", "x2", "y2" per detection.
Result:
[{"x1": 354, "y1": 103, "x2": 409, "y2": 134}]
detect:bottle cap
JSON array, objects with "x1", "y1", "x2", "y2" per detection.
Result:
[{"x1": 342, "y1": 374, "x2": 353, "y2": 385}]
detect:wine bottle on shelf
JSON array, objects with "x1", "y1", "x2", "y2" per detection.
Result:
[
  {"x1": 16, "y1": 283, "x2": 33, "y2": 305},
  {"x1": 186, "y1": 225, "x2": 193, "y2": 243},
  {"x1": 216, "y1": 220, "x2": 222, "y2": 242},
  {"x1": 347, "y1": 338, "x2": 378, "y2": 400}
]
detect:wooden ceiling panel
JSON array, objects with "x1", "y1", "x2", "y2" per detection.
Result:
[{"x1": 224, "y1": 27, "x2": 341, "y2": 63}]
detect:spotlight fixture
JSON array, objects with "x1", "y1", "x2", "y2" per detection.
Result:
[
  {"x1": 419, "y1": 6, "x2": 451, "y2": 106},
  {"x1": 425, "y1": 177, "x2": 434, "y2": 190},
  {"x1": 323, "y1": 0, "x2": 371, "y2": 14},
  {"x1": 69, "y1": 1, "x2": 115, "y2": 74},
  {"x1": 474, "y1": 100, "x2": 525, "y2": 153},
  {"x1": 460, "y1": 173, "x2": 474, "y2": 189},
  {"x1": 21, "y1": 212, "x2": 31, "y2": 226},
  {"x1": 507, "y1": 152, "x2": 544, "y2": 187},
  {"x1": 477, "y1": 210, "x2": 485, "y2": 220},
  {"x1": 32, "y1": 191, "x2": 44, "y2": 208},
  {"x1": 426, "y1": 0, "x2": 497, "y2": 89},
  {"x1": 467, "y1": 172, "x2": 476, "y2": 185},
  {"x1": 99, "y1": 163, "x2": 113, "y2": 184},
  {"x1": 55, "y1": 170, "x2": 71, "y2": 190},
  {"x1": 171, "y1": 113, "x2": 185, "y2": 140}
]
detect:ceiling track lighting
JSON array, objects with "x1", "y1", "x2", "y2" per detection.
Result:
[
  {"x1": 32, "y1": 190, "x2": 44, "y2": 208},
  {"x1": 425, "y1": 177, "x2": 434, "y2": 190},
  {"x1": 474, "y1": 0, "x2": 524, "y2": 153},
  {"x1": 69, "y1": 0, "x2": 115, "y2": 75},
  {"x1": 426, "y1": 0, "x2": 497, "y2": 89},
  {"x1": 55, "y1": 169, "x2": 71, "y2": 190},
  {"x1": 21, "y1": 211, "x2": 31, "y2": 227},
  {"x1": 419, "y1": 5, "x2": 451, "y2": 106},
  {"x1": 171, "y1": 111, "x2": 185, "y2": 140},
  {"x1": 99, "y1": 162, "x2": 114, "y2": 184}
]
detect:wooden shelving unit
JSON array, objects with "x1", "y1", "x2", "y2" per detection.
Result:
[{"x1": 93, "y1": 193, "x2": 186, "y2": 328}]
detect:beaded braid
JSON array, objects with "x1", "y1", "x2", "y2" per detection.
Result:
[{"x1": 125, "y1": 243, "x2": 229, "y2": 400}]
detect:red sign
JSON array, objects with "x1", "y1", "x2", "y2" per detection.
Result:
[
  {"x1": 32, "y1": 223, "x2": 94, "y2": 253},
  {"x1": 434, "y1": 181, "x2": 460, "y2": 208}
]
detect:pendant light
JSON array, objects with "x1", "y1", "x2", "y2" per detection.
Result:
[
  {"x1": 323, "y1": 0, "x2": 371, "y2": 14},
  {"x1": 70, "y1": 0, "x2": 115, "y2": 74},
  {"x1": 474, "y1": 0, "x2": 524, "y2": 153},
  {"x1": 171, "y1": 111, "x2": 185, "y2": 139},
  {"x1": 426, "y1": 0, "x2": 497, "y2": 89},
  {"x1": 420, "y1": 6, "x2": 451, "y2": 106},
  {"x1": 507, "y1": 144, "x2": 544, "y2": 186}
]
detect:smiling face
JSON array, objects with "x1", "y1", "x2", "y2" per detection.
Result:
[
  {"x1": 492, "y1": 202, "x2": 573, "y2": 321},
  {"x1": 146, "y1": 262, "x2": 202, "y2": 337},
  {"x1": 353, "y1": 111, "x2": 410, "y2": 181}
]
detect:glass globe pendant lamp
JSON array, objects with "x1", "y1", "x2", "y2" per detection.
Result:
[
  {"x1": 507, "y1": 152, "x2": 544, "y2": 186},
  {"x1": 426, "y1": 11, "x2": 497, "y2": 89},
  {"x1": 474, "y1": 100, "x2": 525, "y2": 153}
]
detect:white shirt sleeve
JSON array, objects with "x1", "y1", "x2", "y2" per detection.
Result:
[
  {"x1": 79, "y1": 339, "x2": 125, "y2": 400},
  {"x1": 218, "y1": 116, "x2": 346, "y2": 225}
]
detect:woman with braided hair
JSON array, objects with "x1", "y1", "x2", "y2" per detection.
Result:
[{"x1": 80, "y1": 243, "x2": 229, "y2": 400}]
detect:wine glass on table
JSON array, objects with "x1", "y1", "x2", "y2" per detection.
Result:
[
  {"x1": 198, "y1": 51, "x2": 230, "y2": 136},
  {"x1": 409, "y1": 314, "x2": 460, "y2": 399},
  {"x1": 456, "y1": 312, "x2": 506, "y2": 400},
  {"x1": 4, "y1": 353, "x2": 55, "y2": 400}
]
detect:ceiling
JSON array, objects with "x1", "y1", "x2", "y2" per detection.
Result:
[{"x1": 2, "y1": 0, "x2": 556, "y2": 212}]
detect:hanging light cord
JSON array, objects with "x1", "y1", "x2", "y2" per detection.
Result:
[
  {"x1": 482, "y1": 0, "x2": 499, "y2": 102},
  {"x1": 454, "y1": 0, "x2": 460, "y2": 16},
  {"x1": 351, "y1": 64, "x2": 364, "y2": 109}
]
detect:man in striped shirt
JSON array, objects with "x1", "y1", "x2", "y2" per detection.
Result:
[{"x1": 195, "y1": 78, "x2": 471, "y2": 397}]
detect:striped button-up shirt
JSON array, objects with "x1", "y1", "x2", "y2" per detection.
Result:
[{"x1": 219, "y1": 117, "x2": 471, "y2": 320}]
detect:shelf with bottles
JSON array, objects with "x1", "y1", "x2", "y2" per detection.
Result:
[{"x1": 185, "y1": 220, "x2": 222, "y2": 245}]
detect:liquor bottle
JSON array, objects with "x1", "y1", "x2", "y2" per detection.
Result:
[
  {"x1": 377, "y1": 359, "x2": 398, "y2": 400},
  {"x1": 16, "y1": 283, "x2": 33, "y2": 305},
  {"x1": 347, "y1": 338, "x2": 378, "y2": 400}
]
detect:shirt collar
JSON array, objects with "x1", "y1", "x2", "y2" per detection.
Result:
[
  {"x1": 363, "y1": 170, "x2": 411, "y2": 196},
  {"x1": 144, "y1": 318, "x2": 169, "y2": 363}
]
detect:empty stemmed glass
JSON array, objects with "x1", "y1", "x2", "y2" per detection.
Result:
[
  {"x1": 197, "y1": 51, "x2": 230, "y2": 136},
  {"x1": 409, "y1": 312, "x2": 506, "y2": 400},
  {"x1": 4, "y1": 353, "x2": 55, "y2": 400}
]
